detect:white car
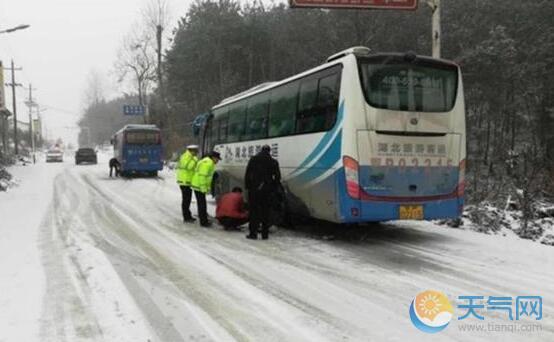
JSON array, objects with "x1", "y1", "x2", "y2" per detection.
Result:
[{"x1": 46, "y1": 149, "x2": 64, "y2": 163}]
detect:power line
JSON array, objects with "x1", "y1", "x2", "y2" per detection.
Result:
[{"x1": 39, "y1": 104, "x2": 82, "y2": 117}]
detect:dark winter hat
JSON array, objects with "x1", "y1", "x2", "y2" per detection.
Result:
[
  {"x1": 209, "y1": 151, "x2": 221, "y2": 160},
  {"x1": 261, "y1": 145, "x2": 271, "y2": 152}
]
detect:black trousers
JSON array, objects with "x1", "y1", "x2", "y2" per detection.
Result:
[
  {"x1": 194, "y1": 190, "x2": 208, "y2": 225},
  {"x1": 248, "y1": 191, "x2": 270, "y2": 237},
  {"x1": 218, "y1": 217, "x2": 249, "y2": 229},
  {"x1": 180, "y1": 185, "x2": 193, "y2": 220}
]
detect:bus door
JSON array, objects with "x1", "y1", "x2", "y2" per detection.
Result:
[{"x1": 193, "y1": 113, "x2": 212, "y2": 156}]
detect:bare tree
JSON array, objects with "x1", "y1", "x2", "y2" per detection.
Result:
[
  {"x1": 114, "y1": 30, "x2": 156, "y2": 107},
  {"x1": 142, "y1": 0, "x2": 172, "y2": 96},
  {"x1": 82, "y1": 68, "x2": 105, "y2": 108}
]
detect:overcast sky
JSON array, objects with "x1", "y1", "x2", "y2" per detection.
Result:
[{"x1": 0, "y1": 0, "x2": 191, "y2": 145}]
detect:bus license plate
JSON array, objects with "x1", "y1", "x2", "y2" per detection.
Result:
[
  {"x1": 139, "y1": 157, "x2": 149, "y2": 163},
  {"x1": 399, "y1": 205, "x2": 424, "y2": 220}
]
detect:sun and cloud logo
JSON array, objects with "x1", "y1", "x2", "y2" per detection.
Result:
[{"x1": 409, "y1": 290, "x2": 454, "y2": 333}]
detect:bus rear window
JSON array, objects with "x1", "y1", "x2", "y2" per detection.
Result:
[
  {"x1": 359, "y1": 59, "x2": 458, "y2": 112},
  {"x1": 126, "y1": 131, "x2": 160, "y2": 144}
]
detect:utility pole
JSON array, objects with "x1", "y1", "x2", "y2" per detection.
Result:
[
  {"x1": 156, "y1": 24, "x2": 163, "y2": 97},
  {"x1": 0, "y1": 61, "x2": 6, "y2": 154},
  {"x1": 155, "y1": 24, "x2": 165, "y2": 128},
  {"x1": 35, "y1": 104, "x2": 45, "y2": 148},
  {"x1": 6, "y1": 60, "x2": 22, "y2": 155},
  {"x1": 26, "y1": 84, "x2": 37, "y2": 163},
  {"x1": 427, "y1": 0, "x2": 441, "y2": 58}
]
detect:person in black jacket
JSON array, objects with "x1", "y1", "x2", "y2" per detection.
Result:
[
  {"x1": 109, "y1": 158, "x2": 120, "y2": 177},
  {"x1": 244, "y1": 145, "x2": 281, "y2": 240}
]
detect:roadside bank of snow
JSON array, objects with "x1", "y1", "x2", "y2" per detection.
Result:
[
  {"x1": 436, "y1": 202, "x2": 554, "y2": 247},
  {"x1": 0, "y1": 162, "x2": 64, "y2": 341},
  {"x1": 0, "y1": 166, "x2": 12, "y2": 191},
  {"x1": 0, "y1": 165, "x2": 19, "y2": 191}
]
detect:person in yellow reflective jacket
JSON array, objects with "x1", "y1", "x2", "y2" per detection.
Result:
[
  {"x1": 190, "y1": 151, "x2": 221, "y2": 227},
  {"x1": 176, "y1": 145, "x2": 199, "y2": 222}
]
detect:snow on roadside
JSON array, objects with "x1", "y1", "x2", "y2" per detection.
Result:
[
  {"x1": 0, "y1": 166, "x2": 18, "y2": 191},
  {"x1": 436, "y1": 202, "x2": 554, "y2": 247},
  {"x1": 0, "y1": 163, "x2": 62, "y2": 341}
]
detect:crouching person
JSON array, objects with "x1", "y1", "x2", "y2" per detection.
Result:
[
  {"x1": 216, "y1": 187, "x2": 249, "y2": 230},
  {"x1": 109, "y1": 157, "x2": 120, "y2": 177}
]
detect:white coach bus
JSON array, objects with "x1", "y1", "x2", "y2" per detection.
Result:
[{"x1": 198, "y1": 47, "x2": 466, "y2": 223}]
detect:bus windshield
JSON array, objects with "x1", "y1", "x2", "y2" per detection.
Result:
[
  {"x1": 359, "y1": 58, "x2": 458, "y2": 112},
  {"x1": 125, "y1": 131, "x2": 160, "y2": 145}
]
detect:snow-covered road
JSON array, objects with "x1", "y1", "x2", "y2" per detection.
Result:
[{"x1": 1, "y1": 158, "x2": 553, "y2": 341}]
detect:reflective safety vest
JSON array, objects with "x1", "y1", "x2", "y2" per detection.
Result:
[
  {"x1": 190, "y1": 157, "x2": 216, "y2": 194},
  {"x1": 176, "y1": 150, "x2": 198, "y2": 186}
]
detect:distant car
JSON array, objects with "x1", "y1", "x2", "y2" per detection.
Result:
[
  {"x1": 46, "y1": 149, "x2": 64, "y2": 163},
  {"x1": 75, "y1": 148, "x2": 97, "y2": 165}
]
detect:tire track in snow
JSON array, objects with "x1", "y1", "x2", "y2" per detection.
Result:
[
  {"x1": 71, "y1": 166, "x2": 554, "y2": 341},
  {"x1": 125, "y1": 184, "x2": 549, "y2": 316},
  {"x1": 39, "y1": 171, "x2": 105, "y2": 342},
  {"x1": 76, "y1": 172, "x2": 457, "y2": 341},
  {"x1": 78, "y1": 170, "x2": 346, "y2": 342},
  {"x1": 81, "y1": 173, "x2": 369, "y2": 336}
]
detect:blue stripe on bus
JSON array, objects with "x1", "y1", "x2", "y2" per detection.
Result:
[
  {"x1": 291, "y1": 101, "x2": 345, "y2": 174},
  {"x1": 289, "y1": 129, "x2": 342, "y2": 183}
]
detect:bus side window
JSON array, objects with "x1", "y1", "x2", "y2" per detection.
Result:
[
  {"x1": 227, "y1": 101, "x2": 247, "y2": 143},
  {"x1": 317, "y1": 73, "x2": 341, "y2": 131},
  {"x1": 296, "y1": 77, "x2": 318, "y2": 134},
  {"x1": 212, "y1": 107, "x2": 228, "y2": 145},
  {"x1": 218, "y1": 114, "x2": 229, "y2": 144},
  {"x1": 245, "y1": 93, "x2": 269, "y2": 141},
  {"x1": 268, "y1": 81, "x2": 298, "y2": 138},
  {"x1": 211, "y1": 118, "x2": 220, "y2": 146}
]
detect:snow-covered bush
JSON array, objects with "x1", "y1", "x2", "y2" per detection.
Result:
[
  {"x1": 443, "y1": 200, "x2": 554, "y2": 246},
  {"x1": 462, "y1": 203, "x2": 508, "y2": 234},
  {"x1": 0, "y1": 166, "x2": 12, "y2": 191},
  {"x1": 0, "y1": 152, "x2": 17, "y2": 191},
  {"x1": 542, "y1": 234, "x2": 554, "y2": 246},
  {"x1": 165, "y1": 161, "x2": 177, "y2": 170}
]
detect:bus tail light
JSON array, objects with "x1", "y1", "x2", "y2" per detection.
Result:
[
  {"x1": 343, "y1": 156, "x2": 360, "y2": 199},
  {"x1": 457, "y1": 180, "x2": 465, "y2": 197},
  {"x1": 457, "y1": 159, "x2": 466, "y2": 197}
]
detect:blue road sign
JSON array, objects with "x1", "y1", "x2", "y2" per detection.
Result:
[{"x1": 123, "y1": 105, "x2": 146, "y2": 116}]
